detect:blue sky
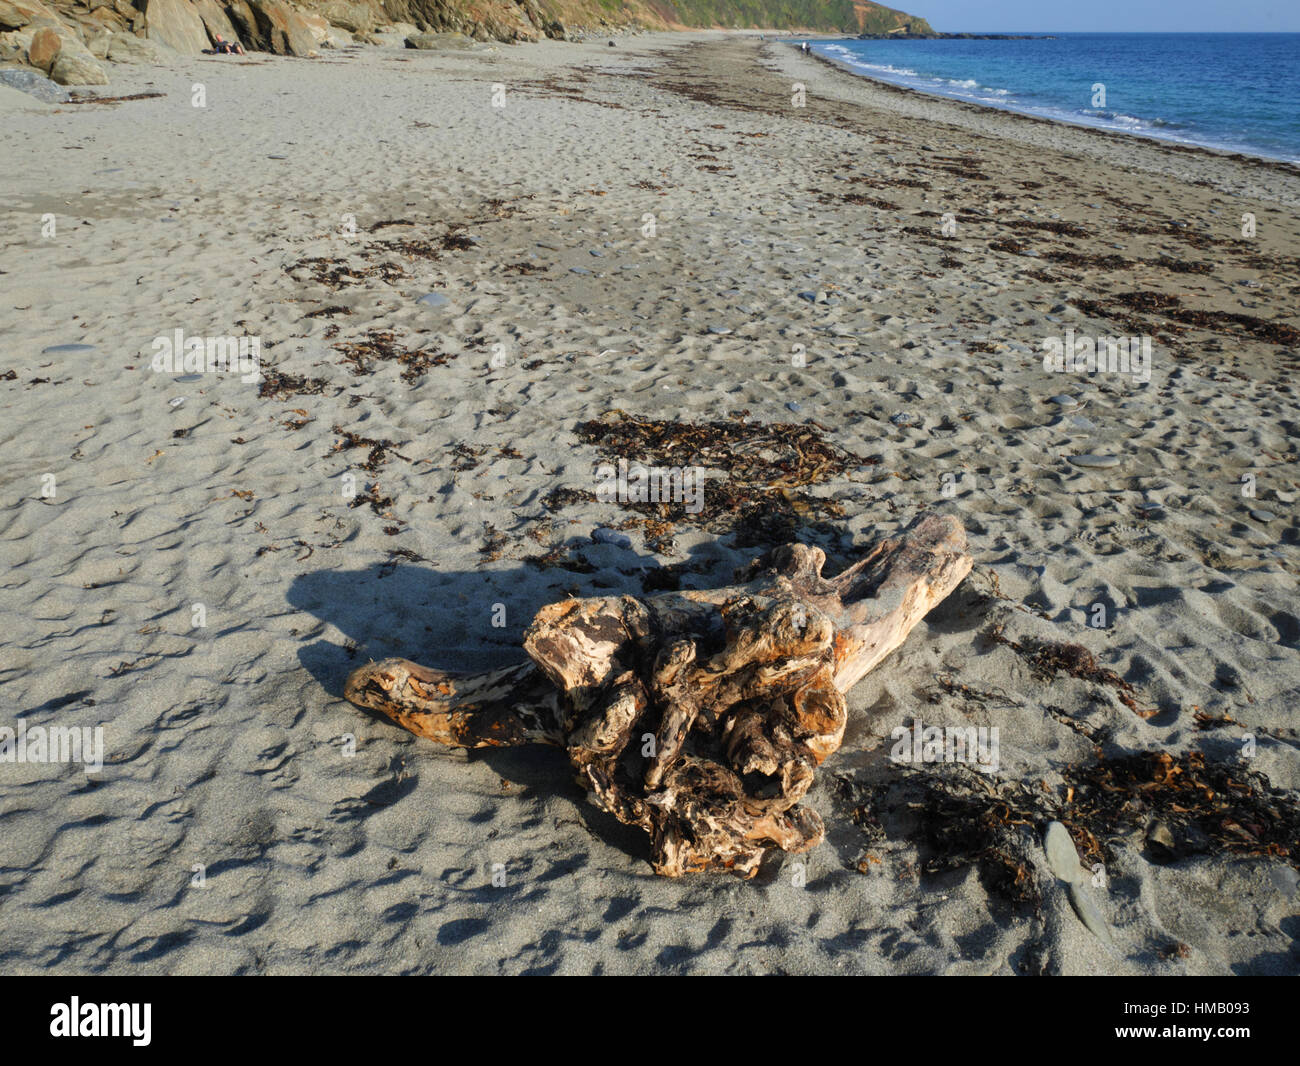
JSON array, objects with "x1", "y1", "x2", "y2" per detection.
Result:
[{"x1": 913, "y1": 1, "x2": 1300, "y2": 33}]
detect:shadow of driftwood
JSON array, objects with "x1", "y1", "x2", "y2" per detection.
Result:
[{"x1": 287, "y1": 537, "x2": 752, "y2": 869}]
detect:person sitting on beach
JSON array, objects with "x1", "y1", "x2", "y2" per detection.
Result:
[{"x1": 209, "y1": 34, "x2": 244, "y2": 55}]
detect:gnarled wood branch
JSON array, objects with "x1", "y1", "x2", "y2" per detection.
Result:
[{"x1": 344, "y1": 512, "x2": 972, "y2": 877}]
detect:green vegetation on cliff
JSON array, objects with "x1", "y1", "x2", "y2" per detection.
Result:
[{"x1": 661, "y1": 0, "x2": 932, "y2": 34}]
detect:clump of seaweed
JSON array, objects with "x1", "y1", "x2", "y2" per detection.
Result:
[
  {"x1": 574, "y1": 410, "x2": 868, "y2": 486},
  {"x1": 378, "y1": 547, "x2": 425, "y2": 579},
  {"x1": 984, "y1": 624, "x2": 1157, "y2": 718},
  {"x1": 548, "y1": 411, "x2": 873, "y2": 549},
  {"x1": 259, "y1": 369, "x2": 331, "y2": 400},
  {"x1": 1068, "y1": 751, "x2": 1300, "y2": 867},
  {"x1": 349, "y1": 484, "x2": 394, "y2": 516},
  {"x1": 840, "y1": 770, "x2": 1045, "y2": 906},
  {"x1": 333, "y1": 330, "x2": 456, "y2": 382},
  {"x1": 845, "y1": 748, "x2": 1300, "y2": 906},
  {"x1": 1003, "y1": 218, "x2": 1090, "y2": 238},
  {"x1": 286, "y1": 256, "x2": 407, "y2": 289},
  {"x1": 523, "y1": 544, "x2": 596, "y2": 574},
  {"x1": 379, "y1": 238, "x2": 443, "y2": 260},
  {"x1": 441, "y1": 232, "x2": 477, "y2": 251},
  {"x1": 826, "y1": 191, "x2": 899, "y2": 210},
  {"x1": 1111, "y1": 291, "x2": 1300, "y2": 345},
  {"x1": 330, "y1": 426, "x2": 409, "y2": 472},
  {"x1": 989, "y1": 238, "x2": 1027, "y2": 255}
]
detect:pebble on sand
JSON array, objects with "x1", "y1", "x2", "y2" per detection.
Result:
[
  {"x1": 1046, "y1": 820, "x2": 1113, "y2": 943},
  {"x1": 1068, "y1": 881, "x2": 1114, "y2": 946},
  {"x1": 41, "y1": 343, "x2": 96, "y2": 354},
  {"x1": 1044, "y1": 821, "x2": 1084, "y2": 883},
  {"x1": 592, "y1": 527, "x2": 632, "y2": 548},
  {"x1": 417, "y1": 292, "x2": 450, "y2": 309},
  {"x1": 1050, "y1": 395, "x2": 1079, "y2": 407}
]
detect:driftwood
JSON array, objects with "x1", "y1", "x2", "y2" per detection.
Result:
[{"x1": 344, "y1": 513, "x2": 973, "y2": 877}]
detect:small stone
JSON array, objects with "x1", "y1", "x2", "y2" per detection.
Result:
[
  {"x1": 1068, "y1": 881, "x2": 1114, "y2": 945},
  {"x1": 890, "y1": 412, "x2": 917, "y2": 426},
  {"x1": 797, "y1": 291, "x2": 817, "y2": 303},
  {"x1": 707, "y1": 325, "x2": 732, "y2": 335},
  {"x1": 174, "y1": 374, "x2": 203, "y2": 384},
  {"x1": 592, "y1": 527, "x2": 631, "y2": 548},
  {"x1": 268, "y1": 154, "x2": 288, "y2": 160},
  {"x1": 1069, "y1": 454, "x2": 1120, "y2": 469},
  {"x1": 785, "y1": 401, "x2": 801, "y2": 413},
  {"x1": 1044, "y1": 821, "x2": 1083, "y2": 883},
  {"x1": 41, "y1": 343, "x2": 96, "y2": 354},
  {"x1": 589, "y1": 250, "x2": 603, "y2": 257},
  {"x1": 1049, "y1": 394, "x2": 1078, "y2": 407},
  {"x1": 168, "y1": 397, "x2": 185, "y2": 408},
  {"x1": 1147, "y1": 821, "x2": 1176, "y2": 853},
  {"x1": 1269, "y1": 866, "x2": 1299, "y2": 899},
  {"x1": 417, "y1": 292, "x2": 450, "y2": 309},
  {"x1": 1249, "y1": 509, "x2": 1275, "y2": 523},
  {"x1": 1069, "y1": 415, "x2": 1098, "y2": 431},
  {"x1": 570, "y1": 267, "x2": 592, "y2": 276}
]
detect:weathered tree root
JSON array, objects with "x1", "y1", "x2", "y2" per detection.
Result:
[{"x1": 345, "y1": 512, "x2": 973, "y2": 877}]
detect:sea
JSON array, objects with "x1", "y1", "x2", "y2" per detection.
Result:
[{"x1": 807, "y1": 33, "x2": 1300, "y2": 164}]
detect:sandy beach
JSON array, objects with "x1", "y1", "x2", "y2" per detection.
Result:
[{"x1": 1, "y1": 30, "x2": 1297, "y2": 975}]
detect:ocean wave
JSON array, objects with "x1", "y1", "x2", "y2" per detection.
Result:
[
  {"x1": 1081, "y1": 109, "x2": 1174, "y2": 131},
  {"x1": 832, "y1": 55, "x2": 920, "y2": 77}
]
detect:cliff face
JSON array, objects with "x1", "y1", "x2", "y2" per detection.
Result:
[
  {"x1": 655, "y1": 0, "x2": 932, "y2": 35},
  {"x1": 376, "y1": 0, "x2": 933, "y2": 39},
  {"x1": 0, "y1": 0, "x2": 932, "y2": 90}
]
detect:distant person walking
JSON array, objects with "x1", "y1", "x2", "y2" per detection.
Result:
[{"x1": 801, "y1": 42, "x2": 809, "y2": 53}]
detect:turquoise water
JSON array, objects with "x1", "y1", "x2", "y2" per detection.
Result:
[{"x1": 809, "y1": 34, "x2": 1300, "y2": 163}]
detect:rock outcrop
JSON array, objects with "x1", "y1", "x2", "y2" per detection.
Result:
[
  {"x1": 50, "y1": 40, "x2": 108, "y2": 79},
  {"x1": 191, "y1": 0, "x2": 239, "y2": 44},
  {"x1": 250, "y1": 0, "x2": 316, "y2": 54},
  {"x1": 27, "y1": 22, "x2": 59, "y2": 66},
  {"x1": 104, "y1": 28, "x2": 170, "y2": 60},
  {"x1": 0, "y1": 0, "x2": 942, "y2": 93},
  {"x1": 135, "y1": 0, "x2": 209, "y2": 53}
]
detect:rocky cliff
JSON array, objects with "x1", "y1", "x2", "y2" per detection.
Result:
[{"x1": 0, "y1": 0, "x2": 932, "y2": 89}]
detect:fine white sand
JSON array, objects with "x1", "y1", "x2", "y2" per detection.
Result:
[{"x1": 1, "y1": 31, "x2": 1297, "y2": 974}]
